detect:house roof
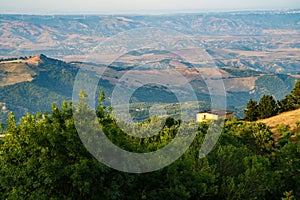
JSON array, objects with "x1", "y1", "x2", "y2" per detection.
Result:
[{"x1": 197, "y1": 110, "x2": 233, "y2": 116}]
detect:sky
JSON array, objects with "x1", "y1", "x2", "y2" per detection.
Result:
[{"x1": 0, "y1": 0, "x2": 300, "y2": 14}]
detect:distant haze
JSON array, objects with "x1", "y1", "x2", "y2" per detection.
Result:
[{"x1": 0, "y1": 0, "x2": 299, "y2": 14}]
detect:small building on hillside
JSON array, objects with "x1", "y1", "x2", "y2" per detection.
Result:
[
  {"x1": 1, "y1": 103, "x2": 7, "y2": 112},
  {"x1": 0, "y1": 102, "x2": 7, "y2": 112},
  {"x1": 196, "y1": 110, "x2": 233, "y2": 122}
]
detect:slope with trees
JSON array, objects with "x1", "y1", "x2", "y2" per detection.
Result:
[{"x1": 244, "y1": 80, "x2": 300, "y2": 121}]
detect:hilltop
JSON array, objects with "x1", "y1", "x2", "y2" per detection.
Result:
[{"x1": 0, "y1": 54, "x2": 59, "y2": 86}]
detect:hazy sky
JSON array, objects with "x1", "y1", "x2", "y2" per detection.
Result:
[{"x1": 1, "y1": 0, "x2": 299, "y2": 14}]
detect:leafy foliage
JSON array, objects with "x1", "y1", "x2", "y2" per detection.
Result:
[
  {"x1": 291, "y1": 80, "x2": 300, "y2": 106},
  {"x1": 278, "y1": 94, "x2": 297, "y2": 113},
  {"x1": 258, "y1": 94, "x2": 279, "y2": 119},
  {"x1": 244, "y1": 98, "x2": 259, "y2": 121},
  {"x1": 0, "y1": 94, "x2": 299, "y2": 199}
]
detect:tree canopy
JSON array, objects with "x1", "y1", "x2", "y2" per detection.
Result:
[
  {"x1": 0, "y1": 93, "x2": 299, "y2": 199},
  {"x1": 244, "y1": 98, "x2": 259, "y2": 121},
  {"x1": 291, "y1": 80, "x2": 300, "y2": 106},
  {"x1": 258, "y1": 94, "x2": 279, "y2": 119}
]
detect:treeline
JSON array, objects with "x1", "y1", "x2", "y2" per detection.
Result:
[
  {"x1": 0, "y1": 92, "x2": 299, "y2": 199},
  {"x1": 244, "y1": 80, "x2": 300, "y2": 121},
  {"x1": 0, "y1": 56, "x2": 33, "y2": 62}
]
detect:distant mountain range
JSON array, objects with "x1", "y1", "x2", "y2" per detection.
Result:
[{"x1": 0, "y1": 11, "x2": 299, "y2": 74}]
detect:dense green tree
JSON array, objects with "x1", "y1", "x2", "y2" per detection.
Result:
[
  {"x1": 275, "y1": 142, "x2": 300, "y2": 199},
  {"x1": 96, "y1": 90, "x2": 107, "y2": 119},
  {"x1": 0, "y1": 103, "x2": 118, "y2": 199},
  {"x1": 291, "y1": 80, "x2": 300, "y2": 106},
  {"x1": 278, "y1": 94, "x2": 297, "y2": 112},
  {"x1": 225, "y1": 121, "x2": 275, "y2": 155},
  {"x1": 208, "y1": 122, "x2": 279, "y2": 199},
  {"x1": 244, "y1": 98, "x2": 259, "y2": 121},
  {"x1": 258, "y1": 94, "x2": 279, "y2": 119},
  {"x1": 208, "y1": 145, "x2": 250, "y2": 199},
  {"x1": 236, "y1": 155, "x2": 278, "y2": 199}
]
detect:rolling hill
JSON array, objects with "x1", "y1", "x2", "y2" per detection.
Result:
[{"x1": 0, "y1": 54, "x2": 299, "y2": 121}]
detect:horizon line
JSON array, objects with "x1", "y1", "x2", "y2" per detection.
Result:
[{"x1": 1, "y1": 8, "x2": 300, "y2": 16}]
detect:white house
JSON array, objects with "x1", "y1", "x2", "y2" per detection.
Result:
[{"x1": 196, "y1": 110, "x2": 233, "y2": 122}]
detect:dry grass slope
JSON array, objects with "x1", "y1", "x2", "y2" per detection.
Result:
[
  {"x1": 0, "y1": 54, "x2": 44, "y2": 86},
  {"x1": 0, "y1": 62, "x2": 36, "y2": 86},
  {"x1": 259, "y1": 108, "x2": 300, "y2": 134}
]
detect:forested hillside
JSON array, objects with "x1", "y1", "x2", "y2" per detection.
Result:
[
  {"x1": 0, "y1": 54, "x2": 299, "y2": 120},
  {"x1": 0, "y1": 54, "x2": 79, "y2": 118}
]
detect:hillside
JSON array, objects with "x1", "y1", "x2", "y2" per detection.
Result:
[
  {"x1": 0, "y1": 54, "x2": 80, "y2": 118},
  {"x1": 0, "y1": 62, "x2": 35, "y2": 86},
  {"x1": 0, "y1": 54, "x2": 299, "y2": 120},
  {"x1": 0, "y1": 54, "x2": 55, "y2": 86},
  {"x1": 260, "y1": 108, "x2": 300, "y2": 133}
]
